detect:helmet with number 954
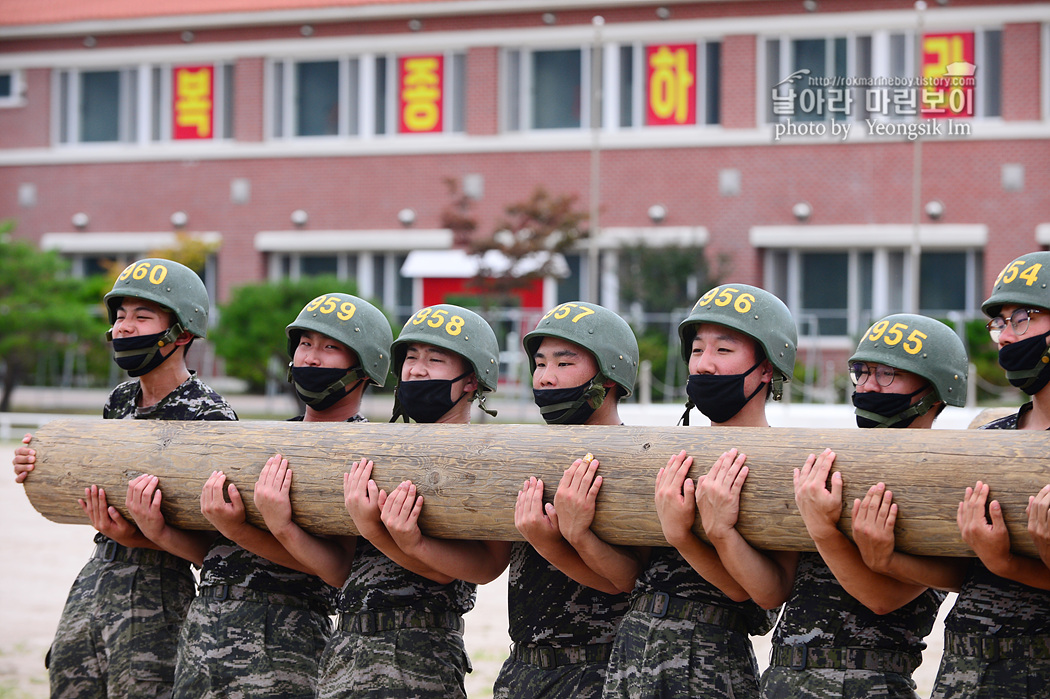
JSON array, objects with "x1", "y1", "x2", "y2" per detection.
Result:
[
  {"x1": 286, "y1": 293, "x2": 393, "y2": 386},
  {"x1": 104, "y1": 258, "x2": 210, "y2": 338},
  {"x1": 392, "y1": 304, "x2": 500, "y2": 392},
  {"x1": 678, "y1": 283, "x2": 797, "y2": 398},
  {"x1": 982, "y1": 251, "x2": 1050, "y2": 318},
  {"x1": 850, "y1": 313, "x2": 968, "y2": 407},
  {"x1": 523, "y1": 302, "x2": 639, "y2": 398}
]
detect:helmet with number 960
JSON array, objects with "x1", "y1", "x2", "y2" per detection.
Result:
[
  {"x1": 104, "y1": 258, "x2": 210, "y2": 338},
  {"x1": 982, "y1": 251, "x2": 1050, "y2": 318},
  {"x1": 678, "y1": 283, "x2": 797, "y2": 397},
  {"x1": 523, "y1": 302, "x2": 639, "y2": 398},
  {"x1": 286, "y1": 293, "x2": 393, "y2": 386},
  {"x1": 850, "y1": 313, "x2": 968, "y2": 407},
  {"x1": 392, "y1": 305, "x2": 500, "y2": 392}
]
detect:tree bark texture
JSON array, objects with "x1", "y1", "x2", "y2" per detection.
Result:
[{"x1": 22, "y1": 419, "x2": 1050, "y2": 557}]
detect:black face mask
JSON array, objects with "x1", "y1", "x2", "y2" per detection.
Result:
[
  {"x1": 852, "y1": 386, "x2": 933, "y2": 428},
  {"x1": 289, "y1": 365, "x2": 365, "y2": 411},
  {"x1": 998, "y1": 329, "x2": 1050, "y2": 395},
  {"x1": 684, "y1": 361, "x2": 764, "y2": 424},
  {"x1": 533, "y1": 374, "x2": 607, "y2": 425},
  {"x1": 393, "y1": 371, "x2": 471, "y2": 423},
  {"x1": 110, "y1": 326, "x2": 183, "y2": 377}
]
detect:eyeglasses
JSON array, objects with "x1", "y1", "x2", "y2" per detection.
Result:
[
  {"x1": 986, "y1": 308, "x2": 1045, "y2": 343},
  {"x1": 849, "y1": 362, "x2": 897, "y2": 387}
]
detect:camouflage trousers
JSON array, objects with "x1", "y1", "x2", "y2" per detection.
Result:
[
  {"x1": 602, "y1": 609, "x2": 761, "y2": 699},
  {"x1": 492, "y1": 644, "x2": 613, "y2": 699},
  {"x1": 48, "y1": 543, "x2": 195, "y2": 699},
  {"x1": 931, "y1": 634, "x2": 1050, "y2": 699},
  {"x1": 316, "y1": 610, "x2": 470, "y2": 699},
  {"x1": 172, "y1": 586, "x2": 332, "y2": 699},
  {"x1": 761, "y1": 666, "x2": 919, "y2": 698}
]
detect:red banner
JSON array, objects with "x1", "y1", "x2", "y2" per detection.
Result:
[
  {"x1": 400, "y1": 55, "x2": 444, "y2": 133},
  {"x1": 646, "y1": 44, "x2": 697, "y2": 126},
  {"x1": 921, "y1": 32, "x2": 975, "y2": 118},
  {"x1": 173, "y1": 66, "x2": 214, "y2": 139}
]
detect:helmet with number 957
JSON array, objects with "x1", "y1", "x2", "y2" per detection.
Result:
[
  {"x1": 104, "y1": 258, "x2": 210, "y2": 338},
  {"x1": 982, "y1": 251, "x2": 1050, "y2": 318},
  {"x1": 286, "y1": 293, "x2": 393, "y2": 386},
  {"x1": 392, "y1": 305, "x2": 500, "y2": 392},
  {"x1": 678, "y1": 283, "x2": 797, "y2": 398},
  {"x1": 523, "y1": 302, "x2": 639, "y2": 398},
  {"x1": 850, "y1": 313, "x2": 968, "y2": 407}
]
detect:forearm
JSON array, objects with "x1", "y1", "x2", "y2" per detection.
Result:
[
  {"x1": 567, "y1": 530, "x2": 643, "y2": 593},
  {"x1": 984, "y1": 552, "x2": 1050, "y2": 590},
  {"x1": 219, "y1": 522, "x2": 314, "y2": 574},
  {"x1": 529, "y1": 536, "x2": 623, "y2": 595},
  {"x1": 271, "y1": 526, "x2": 355, "y2": 588},
  {"x1": 671, "y1": 533, "x2": 750, "y2": 603},
  {"x1": 367, "y1": 529, "x2": 456, "y2": 584},
  {"x1": 149, "y1": 527, "x2": 214, "y2": 567},
  {"x1": 707, "y1": 530, "x2": 793, "y2": 608},
  {"x1": 813, "y1": 531, "x2": 927, "y2": 614},
  {"x1": 877, "y1": 552, "x2": 968, "y2": 592},
  {"x1": 409, "y1": 538, "x2": 511, "y2": 584}
]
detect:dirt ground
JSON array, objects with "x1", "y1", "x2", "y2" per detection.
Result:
[{"x1": 0, "y1": 441, "x2": 948, "y2": 698}]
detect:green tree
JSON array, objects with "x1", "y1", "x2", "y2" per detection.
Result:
[
  {"x1": 618, "y1": 244, "x2": 727, "y2": 313},
  {"x1": 211, "y1": 276, "x2": 395, "y2": 393},
  {"x1": 0, "y1": 224, "x2": 109, "y2": 411}
]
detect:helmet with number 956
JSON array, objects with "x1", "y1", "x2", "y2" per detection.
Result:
[
  {"x1": 678, "y1": 283, "x2": 797, "y2": 398},
  {"x1": 286, "y1": 293, "x2": 393, "y2": 386},
  {"x1": 392, "y1": 304, "x2": 500, "y2": 392},
  {"x1": 104, "y1": 258, "x2": 210, "y2": 338}
]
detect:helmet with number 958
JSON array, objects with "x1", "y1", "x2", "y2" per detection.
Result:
[
  {"x1": 104, "y1": 258, "x2": 210, "y2": 338},
  {"x1": 850, "y1": 313, "x2": 968, "y2": 407},
  {"x1": 286, "y1": 293, "x2": 393, "y2": 386},
  {"x1": 392, "y1": 304, "x2": 500, "y2": 392},
  {"x1": 678, "y1": 283, "x2": 797, "y2": 398}
]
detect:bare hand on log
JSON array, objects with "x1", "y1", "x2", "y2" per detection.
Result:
[
  {"x1": 957, "y1": 481, "x2": 1011, "y2": 570},
  {"x1": 200, "y1": 471, "x2": 247, "y2": 537},
  {"x1": 1028, "y1": 485, "x2": 1050, "y2": 568},
  {"x1": 381, "y1": 481, "x2": 425, "y2": 552},
  {"x1": 851, "y1": 483, "x2": 898, "y2": 573},
  {"x1": 697, "y1": 449, "x2": 749, "y2": 544},
  {"x1": 254, "y1": 454, "x2": 294, "y2": 536},
  {"x1": 793, "y1": 448, "x2": 842, "y2": 543},
  {"x1": 81, "y1": 484, "x2": 137, "y2": 546},
  {"x1": 343, "y1": 459, "x2": 385, "y2": 540},
  {"x1": 515, "y1": 477, "x2": 560, "y2": 549},
  {"x1": 655, "y1": 451, "x2": 696, "y2": 548},
  {"x1": 553, "y1": 457, "x2": 601, "y2": 545},
  {"x1": 13, "y1": 433, "x2": 35, "y2": 484}
]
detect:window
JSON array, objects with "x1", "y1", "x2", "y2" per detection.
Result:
[
  {"x1": 764, "y1": 29, "x2": 1002, "y2": 124},
  {"x1": 56, "y1": 64, "x2": 234, "y2": 145},
  {"x1": 766, "y1": 247, "x2": 983, "y2": 339},
  {"x1": 270, "y1": 52, "x2": 465, "y2": 139},
  {"x1": 504, "y1": 47, "x2": 591, "y2": 131},
  {"x1": 269, "y1": 251, "x2": 414, "y2": 321},
  {"x1": 0, "y1": 70, "x2": 24, "y2": 108}
]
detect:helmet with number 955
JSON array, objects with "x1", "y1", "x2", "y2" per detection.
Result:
[
  {"x1": 678, "y1": 283, "x2": 797, "y2": 399},
  {"x1": 104, "y1": 258, "x2": 210, "y2": 338},
  {"x1": 850, "y1": 313, "x2": 968, "y2": 407},
  {"x1": 286, "y1": 293, "x2": 393, "y2": 386},
  {"x1": 392, "y1": 304, "x2": 500, "y2": 392}
]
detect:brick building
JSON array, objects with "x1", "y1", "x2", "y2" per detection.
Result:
[{"x1": 1, "y1": 0, "x2": 1048, "y2": 380}]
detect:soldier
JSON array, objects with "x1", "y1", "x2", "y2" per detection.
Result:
[
  {"x1": 928, "y1": 251, "x2": 1050, "y2": 697},
  {"x1": 174, "y1": 293, "x2": 389, "y2": 697},
  {"x1": 604, "y1": 283, "x2": 797, "y2": 699},
  {"x1": 491, "y1": 301, "x2": 641, "y2": 699},
  {"x1": 13, "y1": 257, "x2": 237, "y2": 698},
  {"x1": 763, "y1": 314, "x2": 968, "y2": 698}
]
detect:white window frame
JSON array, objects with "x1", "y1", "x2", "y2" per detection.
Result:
[
  {"x1": 501, "y1": 46, "x2": 593, "y2": 132},
  {"x1": 0, "y1": 69, "x2": 25, "y2": 108}
]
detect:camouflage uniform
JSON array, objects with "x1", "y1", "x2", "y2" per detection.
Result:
[
  {"x1": 929, "y1": 404, "x2": 1050, "y2": 698},
  {"x1": 47, "y1": 375, "x2": 236, "y2": 699},
  {"x1": 492, "y1": 542, "x2": 630, "y2": 699},
  {"x1": 172, "y1": 413, "x2": 340, "y2": 699},
  {"x1": 317, "y1": 511, "x2": 475, "y2": 699},
  {"x1": 761, "y1": 552, "x2": 945, "y2": 698},
  {"x1": 603, "y1": 546, "x2": 776, "y2": 699}
]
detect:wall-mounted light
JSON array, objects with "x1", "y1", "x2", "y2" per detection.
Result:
[
  {"x1": 171, "y1": 211, "x2": 189, "y2": 229},
  {"x1": 180, "y1": 31, "x2": 195, "y2": 43},
  {"x1": 300, "y1": 25, "x2": 314, "y2": 37},
  {"x1": 407, "y1": 19, "x2": 422, "y2": 31},
  {"x1": 925, "y1": 200, "x2": 945, "y2": 220},
  {"x1": 397, "y1": 208, "x2": 416, "y2": 227},
  {"x1": 647, "y1": 204, "x2": 667, "y2": 224},
  {"x1": 792, "y1": 201, "x2": 812, "y2": 222},
  {"x1": 83, "y1": 36, "x2": 97, "y2": 48},
  {"x1": 803, "y1": 0, "x2": 819, "y2": 11},
  {"x1": 542, "y1": 12, "x2": 556, "y2": 25},
  {"x1": 71, "y1": 212, "x2": 89, "y2": 230},
  {"x1": 290, "y1": 209, "x2": 309, "y2": 228},
  {"x1": 656, "y1": 6, "x2": 671, "y2": 19}
]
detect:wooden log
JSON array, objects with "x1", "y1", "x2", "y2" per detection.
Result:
[{"x1": 22, "y1": 419, "x2": 1050, "y2": 557}]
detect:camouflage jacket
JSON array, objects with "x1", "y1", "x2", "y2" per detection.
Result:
[
  {"x1": 774, "y1": 552, "x2": 945, "y2": 652},
  {"x1": 634, "y1": 546, "x2": 777, "y2": 636},
  {"x1": 507, "y1": 541, "x2": 629, "y2": 647},
  {"x1": 103, "y1": 373, "x2": 237, "y2": 421},
  {"x1": 941, "y1": 407, "x2": 1050, "y2": 637}
]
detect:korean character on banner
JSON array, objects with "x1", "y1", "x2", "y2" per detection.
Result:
[
  {"x1": 797, "y1": 88, "x2": 825, "y2": 117},
  {"x1": 826, "y1": 87, "x2": 854, "y2": 117},
  {"x1": 922, "y1": 87, "x2": 947, "y2": 117},
  {"x1": 865, "y1": 88, "x2": 890, "y2": 116},
  {"x1": 891, "y1": 88, "x2": 917, "y2": 117},
  {"x1": 771, "y1": 88, "x2": 797, "y2": 116}
]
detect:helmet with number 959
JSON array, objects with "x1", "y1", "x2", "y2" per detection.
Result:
[
  {"x1": 286, "y1": 293, "x2": 393, "y2": 386},
  {"x1": 392, "y1": 305, "x2": 500, "y2": 392}
]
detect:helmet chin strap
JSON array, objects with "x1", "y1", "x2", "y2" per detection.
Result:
[{"x1": 855, "y1": 391, "x2": 940, "y2": 428}]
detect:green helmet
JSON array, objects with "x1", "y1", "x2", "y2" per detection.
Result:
[
  {"x1": 523, "y1": 302, "x2": 639, "y2": 398},
  {"x1": 286, "y1": 293, "x2": 392, "y2": 386},
  {"x1": 850, "y1": 314, "x2": 968, "y2": 408},
  {"x1": 678, "y1": 283, "x2": 797, "y2": 399},
  {"x1": 392, "y1": 305, "x2": 500, "y2": 392},
  {"x1": 104, "y1": 258, "x2": 209, "y2": 338},
  {"x1": 982, "y1": 251, "x2": 1050, "y2": 318}
]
